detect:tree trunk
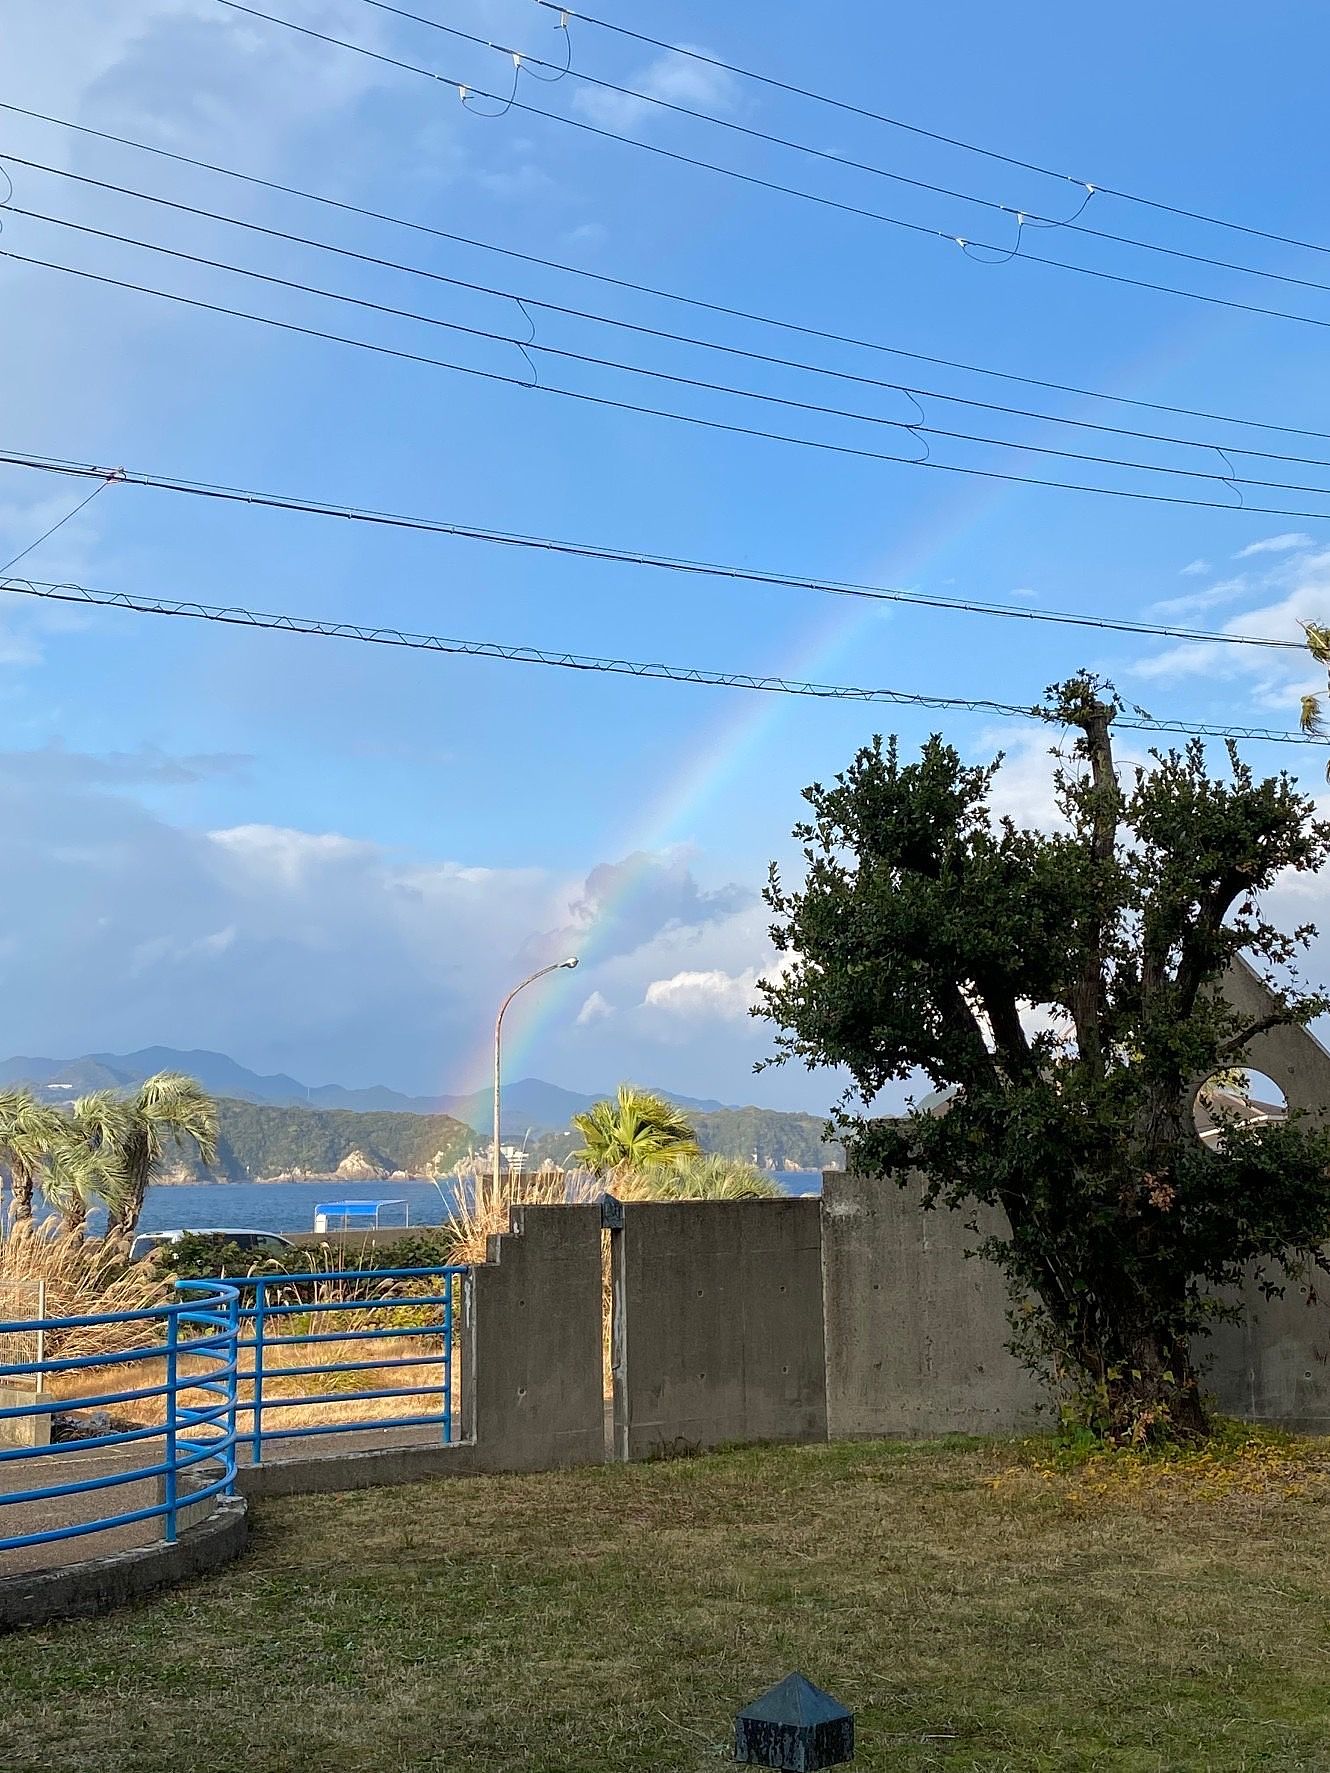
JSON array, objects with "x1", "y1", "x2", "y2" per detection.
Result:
[
  {"x1": 106, "y1": 1178, "x2": 146, "y2": 1244},
  {"x1": 7, "y1": 1163, "x2": 33, "y2": 1224},
  {"x1": 1084, "y1": 1324, "x2": 1208, "y2": 1443},
  {"x1": 60, "y1": 1195, "x2": 87, "y2": 1240}
]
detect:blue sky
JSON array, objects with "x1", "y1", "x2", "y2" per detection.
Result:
[{"x1": 4, "y1": 0, "x2": 1330, "y2": 1110}]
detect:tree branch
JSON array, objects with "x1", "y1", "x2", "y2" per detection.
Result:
[
  {"x1": 1069, "y1": 698, "x2": 1120, "y2": 1075},
  {"x1": 1215, "y1": 1009, "x2": 1300, "y2": 1060}
]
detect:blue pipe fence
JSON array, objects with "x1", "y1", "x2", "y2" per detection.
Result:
[
  {"x1": 0, "y1": 1263, "x2": 469, "y2": 1558},
  {"x1": 0, "y1": 1282, "x2": 240, "y2": 1554},
  {"x1": 222, "y1": 1265, "x2": 468, "y2": 1464}
]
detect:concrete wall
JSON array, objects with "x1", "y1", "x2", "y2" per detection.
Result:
[
  {"x1": 1201, "y1": 1272, "x2": 1330, "y2": 1433},
  {"x1": 466, "y1": 1202, "x2": 605, "y2": 1471},
  {"x1": 611, "y1": 1198, "x2": 827, "y2": 1459},
  {"x1": 822, "y1": 1172, "x2": 1045, "y2": 1440},
  {"x1": 1221, "y1": 958, "x2": 1330, "y2": 1119}
]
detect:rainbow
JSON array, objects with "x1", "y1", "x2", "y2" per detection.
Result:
[
  {"x1": 455, "y1": 298, "x2": 1239, "y2": 1102},
  {"x1": 457, "y1": 477, "x2": 1007, "y2": 1102}
]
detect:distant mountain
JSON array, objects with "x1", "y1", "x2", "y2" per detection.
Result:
[
  {"x1": 164, "y1": 1097, "x2": 839, "y2": 1183},
  {"x1": 0, "y1": 1048, "x2": 729, "y2": 1129},
  {"x1": 197, "y1": 1099, "x2": 478, "y2": 1183},
  {"x1": 0, "y1": 1049, "x2": 834, "y2": 1168}
]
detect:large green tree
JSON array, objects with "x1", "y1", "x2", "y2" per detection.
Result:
[
  {"x1": 759, "y1": 676, "x2": 1330, "y2": 1441},
  {"x1": 103, "y1": 1073, "x2": 219, "y2": 1241},
  {"x1": 571, "y1": 1085, "x2": 701, "y2": 1174}
]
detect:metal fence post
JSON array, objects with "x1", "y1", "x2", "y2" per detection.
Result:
[
  {"x1": 223, "y1": 1287, "x2": 240, "y2": 1496},
  {"x1": 442, "y1": 1271, "x2": 453, "y2": 1446},
  {"x1": 250, "y1": 1278, "x2": 266, "y2": 1466},
  {"x1": 163, "y1": 1306, "x2": 179, "y2": 1545},
  {"x1": 35, "y1": 1280, "x2": 45, "y2": 1399}
]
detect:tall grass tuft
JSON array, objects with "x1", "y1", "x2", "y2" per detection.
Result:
[{"x1": 0, "y1": 1220, "x2": 170, "y2": 1363}]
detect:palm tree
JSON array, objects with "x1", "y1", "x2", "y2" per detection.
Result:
[
  {"x1": 103, "y1": 1073, "x2": 219, "y2": 1242},
  {"x1": 45, "y1": 1092, "x2": 132, "y2": 1238},
  {"x1": 0, "y1": 1088, "x2": 66, "y2": 1225},
  {"x1": 646, "y1": 1152, "x2": 781, "y2": 1200},
  {"x1": 571, "y1": 1085, "x2": 701, "y2": 1174}
]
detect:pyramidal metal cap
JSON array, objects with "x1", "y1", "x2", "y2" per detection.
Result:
[{"x1": 734, "y1": 1672, "x2": 854, "y2": 1769}]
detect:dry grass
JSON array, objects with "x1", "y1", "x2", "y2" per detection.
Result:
[
  {"x1": 0, "y1": 1223, "x2": 169, "y2": 1364},
  {"x1": 5, "y1": 1432, "x2": 1330, "y2": 1771}
]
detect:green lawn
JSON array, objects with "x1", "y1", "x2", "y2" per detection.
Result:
[{"x1": 3, "y1": 1435, "x2": 1330, "y2": 1772}]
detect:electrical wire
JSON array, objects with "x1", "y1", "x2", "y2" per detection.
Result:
[
  {"x1": 4, "y1": 573, "x2": 1323, "y2": 746},
  {"x1": 7, "y1": 100, "x2": 1329, "y2": 447},
  {"x1": 351, "y1": 0, "x2": 1330, "y2": 305},
  {"x1": 19, "y1": 204, "x2": 1330, "y2": 498},
  {"x1": 209, "y1": 1, "x2": 1330, "y2": 337},
  {"x1": 11, "y1": 239, "x2": 1330, "y2": 519},
  {"x1": 0, "y1": 468, "x2": 120, "y2": 575},
  {"x1": 11, "y1": 152, "x2": 1330, "y2": 475},
  {"x1": 0, "y1": 446, "x2": 1312, "y2": 655},
  {"x1": 532, "y1": 1, "x2": 1330, "y2": 259}
]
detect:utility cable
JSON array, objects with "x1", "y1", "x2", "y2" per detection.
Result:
[
  {"x1": 11, "y1": 242, "x2": 1330, "y2": 518},
  {"x1": 6, "y1": 100, "x2": 1329, "y2": 446},
  {"x1": 10, "y1": 153, "x2": 1330, "y2": 473},
  {"x1": 0, "y1": 446, "x2": 1313, "y2": 654},
  {"x1": 4, "y1": 574, "x2": 1323, "y2": 747},
  {"x1": 532, "y1": 1, "x2": 1330, "y2": 259},
  {"x1": 0, "y1": 468, "x2": 121, "y2": 576},
  {"x1": 353, "y1": 0, "x2": 1330, "y2": 304},
  {"x1": 17, "y1": 204, "x2": 1330, "y2": 496},
  {"x1": 209, "y1": 0, "x2": 1330, "y2": 337}
]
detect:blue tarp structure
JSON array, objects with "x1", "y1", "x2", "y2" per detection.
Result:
[{"x1": 312, "y1": 1198, "x2": 411, "y2": 1231}]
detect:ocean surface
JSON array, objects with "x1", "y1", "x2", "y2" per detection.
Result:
[{"x1": 81, "y1": 1170, "x2": 825, "y2": 1238}]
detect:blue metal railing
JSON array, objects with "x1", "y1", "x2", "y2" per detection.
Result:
[
  {"x1": 218, "y1": 1266, "x2": 468, "y2": 1465},
  {"x1": 0, "y1": 1282, "x2": 240, "y2": 1554}
]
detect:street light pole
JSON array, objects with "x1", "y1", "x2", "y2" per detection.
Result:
[{"x1": 493, "y1": 957, "x2": 579, "y2": 1189}]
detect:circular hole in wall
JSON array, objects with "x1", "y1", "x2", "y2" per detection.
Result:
[{"x1": 1193, "y1": 1068, "x2": 1288, "y2": 1145}]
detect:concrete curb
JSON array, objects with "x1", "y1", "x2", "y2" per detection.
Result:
[
  {"x1": 0, "y1": 1494, "x2": 249, "y2": 1633},
  {"x1": 239, "y1": 1443, "x2": 484, "y2": 1499}
]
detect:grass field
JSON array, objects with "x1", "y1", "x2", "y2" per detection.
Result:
[{"x1": 3, "y1": 1434, "x2": 1330, "y2": 1772}]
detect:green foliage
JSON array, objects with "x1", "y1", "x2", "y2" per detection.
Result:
[
  {"x1": 643, "y1": 1153, "x2": 782, "y2": 1199},
  {"x1": 759, "y1": 674, "x2": 1330, "y2": 1441},
  {"x1": 105, "y1": 1073, "x2": 220, "y2": 1240},
  {"x1": 518, "y1": 1106, "x2": 840, "y2": 1172},
  {"x1": 571, "y1": 1086, "x2": 702, "y2": 1173},
  {"x1": 152, "y1": 1232, "x2": 282, "y2": 1281},
  {"x1": 0, "y1": 1088, "x2": 67, "y2": 1224},
  {"x1": 187, "y1": 1100, "x2": 478, "y2": 1183}
]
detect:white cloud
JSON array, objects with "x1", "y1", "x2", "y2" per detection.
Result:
[
  {"x1": 1149, "y1": 576, "x2": 1250, "y2": 618},
  {"x1": 575, "y1": 990, "x2": 613, "y2": 1026},
  {"x1": 642, "y1": 967, "x2": 761, "y2": 1022},
  {"x1": 1235, "y1": 533, "x2": 1314, "y2": 559},
  {"x1": 573, "y1": 46, "x2": 739, "y2": 134},
  {"x1": 0, "y1": 745, "x2": 825, "y2": 1101},
  {"x1": 1133, "y1": 539, "x2": 1330, "y2": 691},
  {"x1": 1180, "y1": 559, "x2": 1212, "y2": 576}
]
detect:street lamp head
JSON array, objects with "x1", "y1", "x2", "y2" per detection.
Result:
[{"x1": 562, "y1": 956, "x2": 580, "y2": 970}]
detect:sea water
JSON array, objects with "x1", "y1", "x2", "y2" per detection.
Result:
[{"x1": 80, "y1": 1170, "x2": 825, "y2": 1238}]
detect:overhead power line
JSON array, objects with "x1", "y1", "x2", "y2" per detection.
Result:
[
  {"x1": 3, "y1": 574, "x2": 1323, "y2": 748},
  {"x1": 11, "y1": 241, "x2": 1330, "y2": 520},
  {"x1": 532, "y1": 0, "x2": 1330, "y2": 259},
  {"x1": 11, "y1": 152, "x2": 1330, "y2": 476},
  {"x1": 8, "y1": 101, "x2": 1330, "y2": 447},
  {"x1": 0, "y1": 446, "x2": 1311, "y2": 655},
  {"x1": 209, "y1": 0, "x2": 1330, "y2": 337},
  {"x1": 16, "y1": 204, "x2": 1330, "y2": 500},
  {"x1": 356, "y1": 0, "x2": 1330, "y2": 305}
]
